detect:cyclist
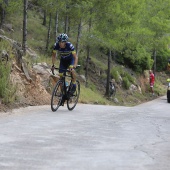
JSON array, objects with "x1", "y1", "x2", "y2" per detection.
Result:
[{"x1": 51, "y1": 33, "x2": 78, "y2": 94}]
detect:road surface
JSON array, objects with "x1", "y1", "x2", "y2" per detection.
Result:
[{"x1": 0, "y1": 96, "x2": 170, "y2": 170}]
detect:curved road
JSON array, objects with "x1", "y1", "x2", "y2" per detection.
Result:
[{"x1": 0, "y1": 96, "x2": 170, "y2": 170}]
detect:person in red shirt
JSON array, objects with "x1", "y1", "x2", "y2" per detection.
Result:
[{"x1": 149, "y1": 70, "x2": 155, "y2": 95}]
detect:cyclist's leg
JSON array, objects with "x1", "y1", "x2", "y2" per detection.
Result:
[
  {"x1": 69, "y1": 58, "x2": 77, "y2": 94},
  {"x1": 58, "y1": 60, "x2": 67, "y2": 105},
  {"x1": 69, "y1": 66, "x2": 76, "y2": 81},
  {"x1": 59, "y1": 60, "x2": 67, "y2": 77}
]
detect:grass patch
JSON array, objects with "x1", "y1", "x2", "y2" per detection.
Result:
[
  {"x1": 0, "y1": 40, "x2": 17, "y2": 104},
  {"x1": 111, "y1": 66, "x2": 135, "y2": 87},
  {"x1": 79, "y1": 84, "x2": 112, "y2": 105},
  {"x1": 91, "y1": 56, "x2": 107, "y2": 70},
  {"x1": 154, "y1": 81, "x2": 166, "y2": 96},
  {"x1": 0, "y1": 63, "x2": 17, "y2": 104}
]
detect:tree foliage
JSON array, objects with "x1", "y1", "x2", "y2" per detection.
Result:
[{"x1": 0, "y1": 0, "x2": 170, "y2": 73}]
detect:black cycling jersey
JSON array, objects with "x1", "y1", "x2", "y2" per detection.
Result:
[{"x1": 53, "y1": 42, "x2": 76, "y2": 60}]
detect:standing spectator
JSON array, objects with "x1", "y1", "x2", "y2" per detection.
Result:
[{"x1": 149, "y1": 70, "x2": 155, "y2": 95}]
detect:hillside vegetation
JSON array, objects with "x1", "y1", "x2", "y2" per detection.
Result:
[{"x1": 0, "y1": 0, "x2": 170, "y2": 110}]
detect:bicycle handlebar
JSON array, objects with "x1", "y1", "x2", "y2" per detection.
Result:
[{"x1": 51, "y1": 65, "x2": 81, "y2": 75}]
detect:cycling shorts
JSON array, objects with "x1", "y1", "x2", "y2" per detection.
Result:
[{"x1": 59, "y1": 57, "x2": 74, "y2": 73}]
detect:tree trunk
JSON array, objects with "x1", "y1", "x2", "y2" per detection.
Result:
[
  {"x1": 85, "y1": 45, "x2": 90, "y2": 87},
  {"x1": 46, "y1": 13, "x2": 52, "y2": 52},
  {"x1": 64, "y1": 3, "x2": 69, "y2": 33},
  {"x1": 113, "y1": 50, "x2": 116, "y2": 62},
  {"x1": 153, "y1": 49, "x2": 156, "y2": 77},
  {"x1": 0, "y1": 5, "x2": 3, "y2": 28},
  {"x1": 4, "y1": 0, "x2": 8, "y2": 5},
  {"x1": 65, "y1": 14, "x2": 69, "y2": 33},
  {"x1": 42, "y1": 9, "x2": 46, "y2": 26},
  {"x1": 55, "y1": 10, "x2": 59, "y2": 40},
  {"x1": 0, "y1": 0, "x2": 9, "y2": 28},
  {"x1": 22, "y1": 0, "x2": 28, "y2": 55},
  {"x1": 105, "y1": 49, "x2": 111, "y2": 96},
  {"x1": 85, "y1": 10, "x2": 92, "y2": 87},
  {"x1": 0, "y1": 2, "x2": 6, "y2": 28},
  {"x1": 76, "y1": 18, "x2": 82, "y2": 57}
]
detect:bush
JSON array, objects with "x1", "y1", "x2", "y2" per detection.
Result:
[
  {"x1": 111, "y1": 66, "x2": 135, "y2": 86},
  {"x1": 123, "y1": 46, "x2": 154, "y2": 73},
  {"x1": 111, "y1": 70, "x2": 119, "y2": 82},
  {"x1": 111, "y1": 67, "x2": 123, "y2": 82},
  {"x1": 123, "y1": 72, "x2": 135, "y2": 84},
  {"x1": 156, "y1": 49, "x2": 170, "y2": 71},
  {"x1": 122, "y1": 77, "x2": 131, "y2": 90}
]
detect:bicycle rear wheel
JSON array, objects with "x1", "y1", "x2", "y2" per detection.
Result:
[
  {"x1": 67, "y1": 80, "x2": 80, "y2": 111},
  {"x1": 51, "y1": 80, "x2": 63, "y2": 112}
]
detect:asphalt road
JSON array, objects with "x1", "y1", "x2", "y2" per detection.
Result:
[{"x1": 0, "y1": 96, "x2": 170, "y2": 170}]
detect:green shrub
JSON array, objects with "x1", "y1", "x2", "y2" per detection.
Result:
[
  {"x1": 111, "y1": 66, "x2": 135, "y2": 85},
  {"x1": 111, "y1": 67, "x2": 121, "y2": 82},
  {"x1": 122, "y1": 77, "x2": 131, "y2": 89},
  {"x1": 123, "y1": 72, "x2": 135, "y2": 84},
  {"x1": 156, "y1": 49, "x2": 170, "y2": 71},
  {"x1": 122, "y1": 46, "x2": 153, "y2": 73}
]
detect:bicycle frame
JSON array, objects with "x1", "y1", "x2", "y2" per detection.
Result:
[
  {"x1": 54, "y1": 68, "x2": 72, "y2": 98},
  {"x1": 61, "y1": 74, "x2": 72, "y2": 99},
  {"x1": 51, "y1": 66, "x2": 80, "y2": 99}
]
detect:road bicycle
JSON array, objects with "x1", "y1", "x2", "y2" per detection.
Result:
[
  {"x1": 51, "y1": 66, "x2": 80, "y2": 111},
  {"x1": 109, "y1": 81, "x2": 116, "y2": 97}
]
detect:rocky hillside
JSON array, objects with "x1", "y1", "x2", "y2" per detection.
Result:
[
  {"x1": 84, "y1": 57, "x2": 167, "y2": 104},
  {"x1": 0, "y1": 33, "x2": 169, "y2": 112}
]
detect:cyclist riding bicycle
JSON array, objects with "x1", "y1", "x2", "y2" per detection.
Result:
[{"x1": 51, "y1": 33, "x2": 78, "y2": 94}]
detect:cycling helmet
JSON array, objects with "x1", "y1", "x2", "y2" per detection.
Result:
[{"x1": 57, "y1": 33, "x2": 68, "y2": 42}]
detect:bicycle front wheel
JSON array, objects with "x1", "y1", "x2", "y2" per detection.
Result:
[
  {"x1": 51, "y1": 80, "x2": 63, "y2": 112},
  {"x1": 67, "y1": 80, "x2": 80, "y2": 111}
]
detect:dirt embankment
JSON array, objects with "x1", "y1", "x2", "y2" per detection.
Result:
[{"x1": 0, "y1": 62, "x2": 57, "y2": 112}]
